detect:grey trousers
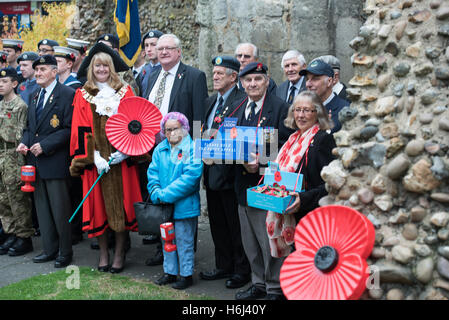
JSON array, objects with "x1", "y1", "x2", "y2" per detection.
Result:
[
  {"x1": 238, "y1": 205, "x2": 285, "y2": 295},
  {"x1": 34, "y1": 176, "x2": 72, "y2": 257}
]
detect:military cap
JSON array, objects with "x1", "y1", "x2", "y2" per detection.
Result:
[
  {"x1": 0, "y1": 51, "x2": 8, "y2": 63},
  {"x1": 238, "y1": 62, "x2": 268, "y2": 78},
  {"x1": 299, "y1": 59, "x2": 334, "y2": 78},
  {"x1": 0, "y1": 67, "x2": 19, "y2": 81},
  {"x1": 37, "y1": 39, "x2": 60, "y2": 49},
  {"x1": 32, "y1": 54, "x2": 58, "y2": 69},
  {"x1": 212, "y1": 56, "x2": 240, "y2": 72},
  {"x1": 17, "y1": 51, "x2": 39, "y2": 63},
  {"x1": 142, "y1": 30, "x2": 164, "y2": 43},
  {"x1": 77, "y1": 42, "x2": 129, "y2": 79},
  {"x1": 66, "y1": 38, "x2": 90, "y2": 54},
  {"x1": 96, "y1": 34, "x2": 120, "y2": 49},
  {"x1": 1, "y1": 39, "x2": 24, "y2": 51},
  {"x1": 54, "y1": 46, "x2": 78, "y2": 61}
]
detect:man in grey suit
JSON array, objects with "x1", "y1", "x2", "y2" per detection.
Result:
[
  {"x1": 275, "y1": 50, "x2": 307, "y2": 104},
  {"x1": 17, "y1": 55, "x2": 75, "y2": 268}
]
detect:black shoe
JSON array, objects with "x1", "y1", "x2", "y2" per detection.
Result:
[
  {"x1": 0, "y1": 235, "x2": 17, "y2": 255},
  {"x1": 0, "y1": 227, "x2": 9, "y2": 245},
  {"x1": 200, "y1": 269, "x2": 232, "y2": 281},
  {"x1": 54, "y1": 254, "x2": 73, "y2": 268},
  {"x1": 33, "y1": 252, "x2": 57, "y2": 263},
  {"x1": 172, "y1": 276, "x2": 193, "y2": 290},
  {"x1": 226, "y1": 273, "x2": 251, "y2": 289},
  {"x1": 264, "y1": 293, "x2": 287, "y2": 300},
  {"x1": 235, "y1": 285, "x2": 266, "y2": 300},
  {"x1": 145, "y1": 250, "x2": 163, "y2": 266},
  {"x1": 8, "y1": 237, "x2": 33, "y2": 256},
  {"x1": 110, "y1": 252, "x2": 126, "y2": 274},
  {"x1": 142, "y1": 234, "x2": 160, "y2": 245},
  {"x1": 155, "y1": 273, "x2": 177, "y2": 286},
  {"x1": 98, "y1": 264, "x2": 110, "y2": 272}
]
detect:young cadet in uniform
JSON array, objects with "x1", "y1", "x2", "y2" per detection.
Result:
[
  {"x1": 137, "y1": 30, "x2": 163, "y2": 98},
  {"x1": 17, "y1": 52, "x2": 40, "y2": 107},
  {"x1": 1, "y1": 39, "x2": 24, "y2": 84},
  {"x1": 54, "y1": 46, "x2": 82, "y2": 90},
  {"x1": 0, "y1": 67, "x2": 34, "y2": 256},
  {"x1": 66, "y1": 38, "x2": 90, "y2": 76}
]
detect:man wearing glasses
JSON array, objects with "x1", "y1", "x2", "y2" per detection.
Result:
[
  {"x1": 301, "y1": 59, "x2": 348, "y2": 133},
  {"x1": 37, "y1": 39, "x2": 59, "y2": 56},
  {"x1": 234, "y1": 43, "x2": 277, "y2": 94}
]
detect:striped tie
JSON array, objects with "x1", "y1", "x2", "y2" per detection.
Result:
[
  {"x1": 154, "y1": 71, "x2": 169, "y2": 109},
  {"x1": 36, "y1": 88, "x2": 46, "y2": 122}
]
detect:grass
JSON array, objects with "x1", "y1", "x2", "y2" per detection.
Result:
[{"x1": 0, "y1": 267, "x2": 212, "y2": 300}]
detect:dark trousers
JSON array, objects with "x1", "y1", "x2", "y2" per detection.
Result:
[
  {"x1": 34, "y1": 175, "x2": 72, "y2": 257},
  {"x1": 206, "y1": 188, "x2": 250, "y2": 275},
  {"x1": 69, "y1": 176, "x2": 83, "y2": 238}
]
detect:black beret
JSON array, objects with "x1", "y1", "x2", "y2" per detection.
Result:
[
  {"x1": 142, "y1": 30, "x2": 164, "y2": 43},
  {"x1": 38, "y1": 39, "x2": 59, "y2": 48},
  {"x1": 77, "y1": 42, "x2": 129, "y2": 79},
  {"x1": 17, "y1": 51, "x2": 39, "y2": 63},
  {"x1": 299, "y1": 59, "x2": 334, "y2": 78},
  {"x1": 212, "y1": 56, "x2": 240, "y2": 72},
  {"x1": 238, "y1": 62, "x2": 268, "y2": 78},
  {"x1": 32, "y1": 55, "x2": 58, "y2": 69},
  {"x1": 97, "y1": 34, "x2": 120, "y2": 49},
  {"x1": 0, "y1": 67, "x2": 18, "y2": 81}
]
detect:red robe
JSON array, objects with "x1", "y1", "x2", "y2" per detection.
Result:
[{"x1": 70, "y1": 85, "x2": 142, "y2": 238}]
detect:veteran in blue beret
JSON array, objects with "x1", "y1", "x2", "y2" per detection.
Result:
[
  {"x1": 199, "y1": 54, "x2": 251, "y2": 290},
  {"x1": 232, "y1": 61, "x2": 294, "y2": 301},
  {"x1": 17, "y1": 52, "x2": 40, "y2": 106},
  {"x1": 300, "y1": 59, "x2": 348, "y2": 133},
  {"x1": 38, "y1": 39, "x2": 60, "y2": 56}
]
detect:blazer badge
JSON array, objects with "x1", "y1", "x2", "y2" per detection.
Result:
[{"x1": 50, "y1": 114, "x2": 60, "y2": 128}]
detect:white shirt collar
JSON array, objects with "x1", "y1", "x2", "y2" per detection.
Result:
[{"x1": 322, "y1": 92, "x2": 335, "y2": 106}]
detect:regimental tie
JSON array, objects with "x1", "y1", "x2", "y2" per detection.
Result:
[
  {"x1": 211, "y1": 96, "x2": 224, "y2": 130},
  {"x1": 247, "y1": 101, "x2": 257, "y2": 122},
  {"x1": 35, "y1": 88, "x2": 46, "y2": 122},
  {"x1": 287, "y1": 85, "x2": 296, "y2": 104},
  {"x1": 154, "y1": 71, "x2": 169, "y2": 109}
]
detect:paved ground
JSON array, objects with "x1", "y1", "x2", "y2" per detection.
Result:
[{"x1": 0, "y1": 214, "x2": 242, "y2": 300}]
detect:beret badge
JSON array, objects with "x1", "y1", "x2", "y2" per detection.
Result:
[
  {"x1": 256, "y1": 63, "x2": 263, "y2": 71},
  {"x1": 0, "y1": 71, "x2": 5, "y2": 76},
  {"x1": 215, "y1": 56, "x2": 222, "y2": 65},
  {"x1": 40, "y1": 57, "x2": 45, "y2": 63}
]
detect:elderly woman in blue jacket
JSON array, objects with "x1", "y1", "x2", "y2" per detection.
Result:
[{"x1": 147, "y1": 112, "x2": 203, "y2": 290}]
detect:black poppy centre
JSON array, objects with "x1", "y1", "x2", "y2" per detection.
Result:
[{"x1": 128, "y1": 120, "x2": 142, "y2": 134}]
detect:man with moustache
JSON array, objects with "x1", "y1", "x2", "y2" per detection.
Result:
[
  {"x1": 16, "y1": 55, "x2": 75, "y2": 268},
  {"x1": 276, "y1": 50, "x2": 307, "y2": 104},
  {"x1": 199, "y1": 56, "x2": 250, "y2": 289}
]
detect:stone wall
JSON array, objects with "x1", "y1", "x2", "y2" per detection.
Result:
[{"x1": 321, "y1": 0, "x2": 449, "y2": 300}]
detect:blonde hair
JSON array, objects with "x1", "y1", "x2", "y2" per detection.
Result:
[
  {"x1": 84, "y1": 52, "x2": 123, "y2": 92},
  {"x1": 284, "y1": 90, "x2": 333, "y2": 131}
]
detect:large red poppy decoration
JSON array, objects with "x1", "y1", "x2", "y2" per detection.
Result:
[
  {"x1": 280, "y1": 205, "x2": 375, "y2": 300},
  {"x1": 105, "y1": 97, "x2": 162, "y2": 156}
]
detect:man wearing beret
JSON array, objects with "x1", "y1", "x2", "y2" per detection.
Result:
[
  {"x1": 199, "y1": 56, "x2": 250, "y2": 289},
  {"x1": 17, "y1": 52, "x2": 40, "y2": 107},
  {"x1": 37, "y1": 39, "x2": 59, "y2": 56},
  {"x1": 0, "y1": 67, "x2": 34, "y2": 256},
  {"x1": 137, "y1": 30, "x2": 163, "y2": 99},
  {"x1": 232, "y1": 62, "x2": 293, "y2": 300},
  {"x1": 16, "y1": 55, "x2": 75, "y2": 268},
  {"x1": 300, "y1": 59, "x2": 349, "y2": 133}
]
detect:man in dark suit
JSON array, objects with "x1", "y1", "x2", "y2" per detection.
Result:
[
  {"x1": 142, "y1": 33, "x2": 208, "y2": 133},
  {"x1": 276, "y1": 50, "x2": 307, "y2": 104},
  {"x1": 301, "y1": 59, "x2": 349, "y2": 133},
  {"x1": 143, "y1": 33, "x2": 208, "y2": 266},
  {"x1": 232, "y1": 62, "x2": 293, "y2": 301},
  {"x1": 198, "y1": 56, "x2": 250, "y2": 289},
  {"x1": 17, "y1": 55, "x2": 75, "y2": 268}
]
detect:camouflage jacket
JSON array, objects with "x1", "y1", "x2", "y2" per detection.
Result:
[{"x1": 0, "y1": 95, "x2": 28, "y2": 143}]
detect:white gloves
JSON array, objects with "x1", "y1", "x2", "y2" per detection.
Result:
[
  {"x1": 94, "y1": 150, "x2": 110, "y2": 175},
  {"x1": 109, "y1": 150, "x2": 129, "y2": 165}
]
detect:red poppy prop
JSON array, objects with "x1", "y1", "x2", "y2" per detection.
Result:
[
  {"x1": 280, "y1": 205, "x2": 375, "y2": 300},
  {"x1": 105, "y1": 96, "x2": 162, "y2": 156}
]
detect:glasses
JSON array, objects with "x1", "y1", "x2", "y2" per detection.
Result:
[
  {"x1": 38, "y1": 48, "x2": 54, "y2": 54},
  {"x1": 165, "y1": 127, "x2": 181, "y2": 133},
  {"x1": 156, "y1": 46, "x2": 178, "y2": 52},
  {"x1": 235, "y1": 54, "x2": 252, "y2": 59},
  {"x1": 293, "y1": 108, "x2": 316, "y2": 114}
]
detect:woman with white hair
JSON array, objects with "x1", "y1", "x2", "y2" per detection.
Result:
[{"x1": 147, "y1": 111, "x2": 203, "y2": 290}]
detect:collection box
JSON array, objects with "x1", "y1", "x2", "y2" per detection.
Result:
[
  {"x1": 247, "y1": 162, "x2": 304, "y2": 214},
  {"x1": 195, "y1": 118, "x2": 275, "y2": 162}
]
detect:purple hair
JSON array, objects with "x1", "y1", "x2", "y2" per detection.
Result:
[{"x1": 160, "y1": 112, "x2": 190, "y2": 134}]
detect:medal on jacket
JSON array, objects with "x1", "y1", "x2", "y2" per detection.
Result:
[{"x1": 50, "y1": 114, "x2": 60, "y2": 128}]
